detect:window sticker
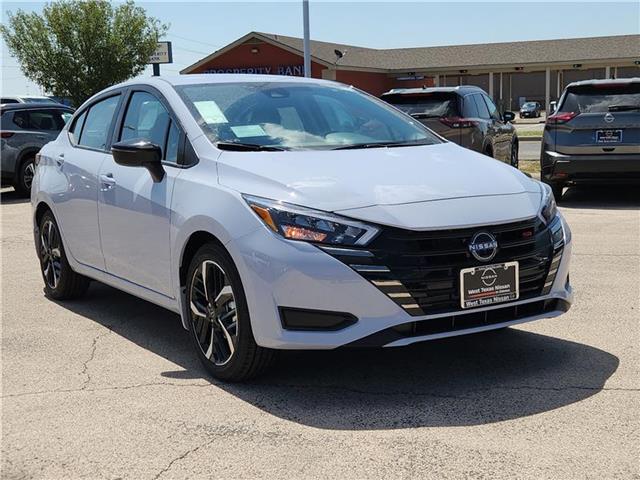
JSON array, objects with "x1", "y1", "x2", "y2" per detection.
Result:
[
  {"x1": 230, "y1": 125, "x2": 267, "y2": 138},
  {"x1": 194, "y1": 101, "x2": 227, "y2": 124}
]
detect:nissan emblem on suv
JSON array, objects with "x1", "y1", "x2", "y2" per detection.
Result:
[{"x1": 468, "y1": 232, "x2": 499, "y2": 262}]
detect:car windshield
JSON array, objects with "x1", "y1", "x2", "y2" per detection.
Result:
[
  {"x1": 560, "y1": 84, "x2": 640, "y2": 113},
  {"x1": 523, "y1": 102, "x2": 537, "y2": 108},
  {"x1": 175, "y1": 82, "x2": 440, "y2": 150}
]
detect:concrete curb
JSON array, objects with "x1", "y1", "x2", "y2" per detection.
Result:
[{"x1": 519, "y1": 136, "x2": 542, "y2": 142}]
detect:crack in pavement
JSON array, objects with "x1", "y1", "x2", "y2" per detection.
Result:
[
  {"x1": 79, "y1": 327, "x2": 113, "y2": 390},
  {"x1": 3, "y1": 381, "x2": 638, "y2": 400},
  {"x1": 151, "y1": 437, "x2": 218, "y2": 480}
]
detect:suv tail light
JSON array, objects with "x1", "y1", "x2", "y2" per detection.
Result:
[
  {"x1": 546, "y1": 112, "x2": 578, "y2": 124},
  {"x1": 439, "y1": 117, "x2": 477, "y2": 128},
  {"x1": 0, "y1": 131, "x2": 14, "y2": 138}
]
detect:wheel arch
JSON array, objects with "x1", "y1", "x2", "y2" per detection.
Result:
[
  {"x1": 178, "y1": 230, "x2": 228, "y2": 290},
  {"x1": 34, "y1": 200, "x2": 54, "y2": 227}
]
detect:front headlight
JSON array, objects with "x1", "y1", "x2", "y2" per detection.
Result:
[
  {"x1": 243, "y1": 195, "x2": 380, "y2": 246},
  {"x1": 539, "y1": 183, "x2": 557, "y2": 224}
]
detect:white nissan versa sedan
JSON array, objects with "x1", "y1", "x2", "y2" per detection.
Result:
[{"x1": 32, "y1": 75, "x2": 573, "y2": 381}]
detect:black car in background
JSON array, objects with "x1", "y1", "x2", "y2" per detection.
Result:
[
  {"x1": 520, "y1": 101, "x2": 542, "y2": 118},
  {"x1": 381, "y1": 86, "x2": 519, "y2": 167},
  {"x1": 541, "y1": 78, "x2": 640, "y2": 199},
  {"x1": 1, "y1": 103, "x2": 74, "y2": 195}
]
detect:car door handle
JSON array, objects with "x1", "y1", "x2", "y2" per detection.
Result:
[
  {"x1": 99, "y1": 173, "x2": 116, "y2": 190},
  {"x1": 55, "y1": 154, "x2": 64, "y2": 167}
]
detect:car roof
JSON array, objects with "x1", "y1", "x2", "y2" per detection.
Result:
[
  {"x1": 110, "y1": 74, "x2": 343, "y2": 90},
  {"x1": 381, "y1": 85, "x2": 486, "y2": 96},
  {"x1": 0, "y1": 103, "x2": 74, "y2": 112},
  {"x1": 565, "y1": 77, "x2": 640, "y2": 89}
]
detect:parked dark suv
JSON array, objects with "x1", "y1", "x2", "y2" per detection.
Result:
[
  {"x1": 541, "y1": 78, "x2": 640, "y2": 198},
  {"x1": 1, "y1": 103, "x2": 73, "y2": 195},
  {"x1": 381, "y1": 86, "x2": 518, "y2": 166}
]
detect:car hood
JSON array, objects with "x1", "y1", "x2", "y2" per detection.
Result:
[{"x1": 217, "y1": 142, "x2": 541, "y2": 214}]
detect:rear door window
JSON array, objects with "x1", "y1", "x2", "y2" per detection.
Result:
[
  {"x1": 78, "y1": 95, "x2": 120, "y2": 150},
  {"x1": 69, "y1": 110, "x2": 87, "y2": 144},
  {"x1": 560, "y1": 83, "x2": 640, "y2": 113},
  {"x1": 383, "y1": 92, "x2": 459, "y2": 118},
  {"x1": 27, "y1": 109, "x2": 69, "y2": 131}
]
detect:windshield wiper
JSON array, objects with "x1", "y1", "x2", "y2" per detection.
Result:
[
  {"x1": 216, "y1": 141, "x2": 287, "y2": 152},
  {"x1": 608, "y1": 105, "x2": 640, "y2": 112},
  {"x1": 332, "y1": 140, "x2": 432, "y2": 150}
]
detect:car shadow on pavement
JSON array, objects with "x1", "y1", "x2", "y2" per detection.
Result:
[
  {"x1": 560, "y1": 184, "x2": 640, "y2": 210},
  {"x1": 57, "y1": 282, "x2": 619, "y2": 430},
  {"x1": 0, "y1": 188, "x2": 29, "y2": 205}
]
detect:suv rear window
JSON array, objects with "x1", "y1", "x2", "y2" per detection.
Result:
[
  {"x1": 382, "y1": 92, "x2": 459, "y2": 118},
  {"x1": 559, "y1": 83, "x2": 640, "y2": 113},
  {"x1": 1, "y1": 108, "x2": 71, "y2": 131}
]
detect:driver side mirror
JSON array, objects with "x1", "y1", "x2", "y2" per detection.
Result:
[
  {"x1": 111, "y1": 139, "x2": 165, "y2": 182},
  {"x1": 502, "y1": 111, "x2": 515, "y2": 122}
]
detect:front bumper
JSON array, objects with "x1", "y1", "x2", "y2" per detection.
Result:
[
  {"x1": 541, "y1": 150, "x2": 640, "y2": 183},
  {"x1": 228, "y1": 214, "x2": 573, "y2": 350}
]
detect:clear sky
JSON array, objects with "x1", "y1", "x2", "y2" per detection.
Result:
[{"x1": 1, "y1": 1, "x2": 639, "y2": 95}]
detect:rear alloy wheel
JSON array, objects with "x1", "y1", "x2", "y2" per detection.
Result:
[
  {"x1": 510, "y1": 142, "x2": 519, "y2": 168},
  {"x1": 15, "y1": 156, "x2": 35, "y2": 196},
  {"x1": 186, "y1": 244, "x2": 275, "y2": 381},
  {"x1": 37, "y1": 211, "x2": 90, "y2": 299}
]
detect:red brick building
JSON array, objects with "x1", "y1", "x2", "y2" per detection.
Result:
[{"x1": 182, "y1": 32, "x2": 640, "y2": 110}]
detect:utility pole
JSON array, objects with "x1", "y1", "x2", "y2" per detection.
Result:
[{"x1": 303, "y1": 0, "x2": 311, "y2": 77}]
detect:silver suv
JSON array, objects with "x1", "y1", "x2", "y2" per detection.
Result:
[
  {"x1": 541, "y1": 78, "x2": 640, "y2": 198},
  {"x1": 381, "y1": 86, "x2": 519, "y2": 167}
]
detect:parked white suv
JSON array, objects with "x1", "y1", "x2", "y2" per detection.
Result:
[{"x1": 32, "y1": 75, "x2": 573, "y2": 381}]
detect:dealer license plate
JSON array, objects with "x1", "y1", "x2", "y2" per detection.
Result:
[
  {"x1": 596, "y1": 129, "x2": 622, "y2": 143},
  {"x1": 460, "y1": 261, "x2": 519, "y2": 309}
]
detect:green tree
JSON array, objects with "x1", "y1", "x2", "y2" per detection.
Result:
[{"x1": 1, "y1": 0, "x2": 168, "y2": 106}]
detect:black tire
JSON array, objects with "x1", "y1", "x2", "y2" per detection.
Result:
[
  {"x1": 510, "y1": 141, "x2": 519, "y2": 168},
  {"x1": 37, "y1": 210, "x2": 90, "y2": 300},
  {"x1": 543, "y1": 179, "x2": 564, "y2": 201},
  {"x1": 14, "y1": 155, "x2": 35, "y2": 197},
  {"x1": 186, "y1": 243, "x2": 276, "y2": 382}
]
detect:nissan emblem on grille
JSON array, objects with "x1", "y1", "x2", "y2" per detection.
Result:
[{"x1": 468, "y1": 232, "x2": 498, "y2": 262}]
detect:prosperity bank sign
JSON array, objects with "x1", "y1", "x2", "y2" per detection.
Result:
[{"x1": 205, "y1": 65, "x2": 304, "y2": 76}]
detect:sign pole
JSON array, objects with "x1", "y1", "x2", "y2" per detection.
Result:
[
  {"x1": 148, "y1": 41, "x2": 173, "y2": 77},
  {"x1": 303, "y1": 0, "x2": 311, "y2": 77}
]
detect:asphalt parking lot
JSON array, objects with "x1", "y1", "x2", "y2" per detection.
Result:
[{"x1": 2, "y1": 185, "x2": 639, "y2": 479}]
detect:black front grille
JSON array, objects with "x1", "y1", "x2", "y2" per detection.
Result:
[{"x1": 324, "y1": 217, "x2": 561, "y2": 316}]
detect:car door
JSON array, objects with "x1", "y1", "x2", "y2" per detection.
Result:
[
  {"x1": 48, "y1": 94, "x2": 122, "y2": 270},
  {"x1": 482, "y1": 94, "x2": 513, "y2": 161},
  {"x1": 460, "y1": 93, "x2": 483, "y2": 152},
  {"x1": 97, "y1": 88, "x2": 183, "y2": 297}
]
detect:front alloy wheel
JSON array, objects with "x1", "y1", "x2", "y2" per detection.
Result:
[
  {"x1": 189, "y1": 260, "x2": 238, "y2": 366},
  {"x1": 186, "y1": 243, "x2": 275, "y2": 381},
  {"x1": 510, "y1": 142, "x2": 519, "y2": 168}
]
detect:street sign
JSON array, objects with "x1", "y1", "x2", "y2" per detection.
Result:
[{"x1": 149, "y1": 41, "x2": 173, "y2": 64}]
